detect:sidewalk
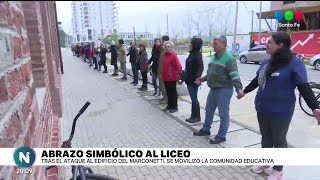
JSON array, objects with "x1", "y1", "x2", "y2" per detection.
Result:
[
  {"x1": 61, "y1": 48, "x2": 266, "y2": 180},
  {"x1": 120, "y1": 58, "x2": 320, "y2": 179},
  {"x1": 125, "y1": 53, "x2": 320, "y2": 148}
]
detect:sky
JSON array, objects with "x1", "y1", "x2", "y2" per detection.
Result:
[{"x1": 56, "y1": 1, "x2": 272, "y2": 37}]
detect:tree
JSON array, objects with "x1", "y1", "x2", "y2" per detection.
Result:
[
  {"x1": 217, "y1": 4, "x2": 233, "y2": 35},
  {"x1": 170, "y1": 21, "x2": 181, "y2": 45},
  {"x1": 206, "y1": 10, "x2": 215, "y2": 44},
  {"x1": 103, "y1": 33, "x2": 119, "y2": 44},
  {"x1": 59, "y1": 29, "x2": 66, "y2": 47},
  {"x1": 156, "y1": 25, "x2": 161, "y2": 38},
  {"x1": 136, "y1": 37, "x2": 149, "y2": 48},
  {"x1": 191, "y1": 13, "x2": 203, "y2": 38},
  {"x1": 183, "y1": 12, "x2": 193, "y2": 39}
]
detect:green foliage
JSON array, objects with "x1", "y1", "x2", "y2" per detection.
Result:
[
  {"x1": 176, "y1": 38, "x2": 189, "y2": 46},
  {"x1": 59, "y1": 29, "x2": 66, "y2": 47},
  {"x1": 103, "y1": 33, "x2": 119, "y2": 44},
  {"x1": 136, "y1": 37, "x2": 149, "y2": 48}
]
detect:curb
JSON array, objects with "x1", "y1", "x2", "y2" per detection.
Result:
[
  {"x1": 117, "y1": 66, "x2": 265, "y2": 148},
  {"x1": 105, "y1": 62, "x2": 295, "y2": 148}
]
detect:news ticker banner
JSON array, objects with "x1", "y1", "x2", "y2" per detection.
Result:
[{"x1": 2, "y1": 147, "x2": 320, "y2": 168}]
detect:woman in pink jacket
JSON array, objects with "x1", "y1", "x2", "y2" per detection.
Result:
[{"x1": 162, "y1": 41, "x2": 182, "y2": 113}]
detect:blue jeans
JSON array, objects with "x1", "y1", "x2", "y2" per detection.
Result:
[
  {"x1": 92, "y1": 56, "x2": 98, "y2": 69},
  {"x1": 131, "y1": 63, "x2": 138, "y2": 83},
  {"x1": 152, "y1": 73, "x2": 161, "y2": 93},
  {"x1": 203, "y1": 88, "x2": 233, "y2": 138},
  {"x1": 187, "y1": 83, "x2": 200, "y2": 119}
]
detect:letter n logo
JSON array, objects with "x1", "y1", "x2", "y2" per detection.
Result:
[{"x1": 19, "y1": 152, "x2": 30, "y2": 163}]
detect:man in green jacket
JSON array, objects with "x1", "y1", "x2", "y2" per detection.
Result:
[
  {"x1": 193, "y1": 35, "x2": 243, "y2": 144},
  {"x1": 158, "y1": 35, "x2": 170, "y2": 103}
]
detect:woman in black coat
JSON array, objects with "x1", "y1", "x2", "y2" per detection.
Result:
[
  {"x1": 99, "y1": 44, "x2": 108, "y2": 73},
  {"x1": 148, "y1": 38, "x2": 162, "y2": 96},
  {"x1": 185, "y1": 36, "x2": 204, "y2": 123},
  {"x1": 109, "y1": 41, "x2": 118, "y2": 76}
]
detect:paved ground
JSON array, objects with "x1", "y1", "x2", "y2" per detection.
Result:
[
  {"x1": 174, "y1": 54, "x2": 320, "y2": 148},
  {"x1": 61, "y1": 48, "x2": 267, "y2": 180}
]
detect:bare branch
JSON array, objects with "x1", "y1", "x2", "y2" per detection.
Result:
[
  {"x1": 191, "y1": 13, "x2": 202, "y2": 38},
  {"x1": 170, "y1": 21, "x2": 180, "y2": 45},
  {"x1": 206, "y1": 10, "x2": 216, "y2": 44},
  {"x1": 183, "y1": 12, "x2": 193, "y2": 39}
]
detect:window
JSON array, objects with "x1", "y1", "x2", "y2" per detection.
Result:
[
  {"x1": 88, "y1": 29, "x2": 92, "y2": 41},
  {"x1": 283, "y1": 1, "x2": 295, "y2": 5},
  {"x1": 250, "y1": 46, "x2": 266, "y2": 51}
]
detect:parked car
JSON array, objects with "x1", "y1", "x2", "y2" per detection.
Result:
[
  {"x1": 310, "y1": 54, "x2": 320, "y2": 71},
  {"x1": 239, "y1": 45, "x2": 270, "y2": 64}
]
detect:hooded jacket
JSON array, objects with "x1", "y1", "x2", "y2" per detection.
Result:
[
  {"x1": 137, "y1": 50, "x2": 149, "y2": 72},
  {"x1": 184, "y1": 37, "x2": 204, "y2": 85},
  {"x1": 162, "y1": 51, "x2": 182, "y2": 82}
]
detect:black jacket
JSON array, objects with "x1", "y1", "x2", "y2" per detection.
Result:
[
  {"x1": 109, "y1": 45, "x2": 118, "y2": 65},
  {"x1": 100, "y1": 47, "x2": 107, "y2": 60},
  {"x1": 148, "y1": 46, "x2": 162, "y2": 73},
  {"x1": 127, "y1": 47, "x2": 138, "y2": 64},
  {"x1": 184, "y1": 50, "x2": 204, "y2": 85}
]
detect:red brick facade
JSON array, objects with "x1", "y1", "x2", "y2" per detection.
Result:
[{"x1": 0, "y1": 1, "x2": 63, "y2": 179}]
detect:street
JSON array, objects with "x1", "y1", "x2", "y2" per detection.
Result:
[{"x1": 175, "y1": 54, "x2": 320, "y2": 82}]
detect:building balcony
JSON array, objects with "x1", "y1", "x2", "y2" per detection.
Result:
[{"x1": 81, "y1": 10, "x2": 88, "y2": 14}]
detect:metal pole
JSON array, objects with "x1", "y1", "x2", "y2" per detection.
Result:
[
  {"x1": 166, "y1": 13, "x2": 169, "y2": 36},
  {"x1": 251, "y1": 11, "x2": 254, "y2": 33},
  {"x1": 133, "y1": 26, "x2": 136, "y2": 44},
  {"x1": 232, "y1": 1, "x2": 239, "y2": 53},
  {"x1": 99, "y1": 2, "x2": 103, "y2": 37},
  {"x1": 258, "y1": 1, "x2": 262, "y2": 45}
]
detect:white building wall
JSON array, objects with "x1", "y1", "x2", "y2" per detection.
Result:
[{"x1": 71, "y1": 1, "x2": 117, "y2": 43}]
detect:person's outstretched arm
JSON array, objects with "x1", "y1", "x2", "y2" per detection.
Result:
[{"x1": 243, "y1": 75, "x2": 259, "y2": 94}]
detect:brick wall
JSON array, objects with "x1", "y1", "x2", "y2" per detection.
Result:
[{"x1": 0, "y1": 1, "x2": 63, "y2": 179}]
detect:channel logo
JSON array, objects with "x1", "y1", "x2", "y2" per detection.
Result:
[
  {"x1": 13, "y1": 147, "x2": 36, "y2": 168},
  {"x1": 274, "y1": 10, "x2": 304, "y2": 21}
]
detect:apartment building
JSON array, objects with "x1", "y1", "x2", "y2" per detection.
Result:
[{"x1": 72, "y1": 1, "x2": 118, "y2": 43}]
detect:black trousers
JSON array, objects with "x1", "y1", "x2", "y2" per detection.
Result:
[
  {"x1": 113, "y1": 63, "x2": 118, "y2": 70},
  {"x1": 164, "y1": 81, "x2": 178, "y2": 109},
  {"x1": 141, "y1": 71, "x2": 148, "y2": 85},
  {"x1": 99, "y1": 58, "x2": 107, "y2": 71},
  {"x1": 257, "y1": 113, "x2": 292, "y2": 171}
]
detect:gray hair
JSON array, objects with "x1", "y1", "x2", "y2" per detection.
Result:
[
  {"x1": 213, "y1": 35, "x2": 227, "y2": 47},
  {"x1": 163, "y1": 41, "x2": 174, "y2": 48}
]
